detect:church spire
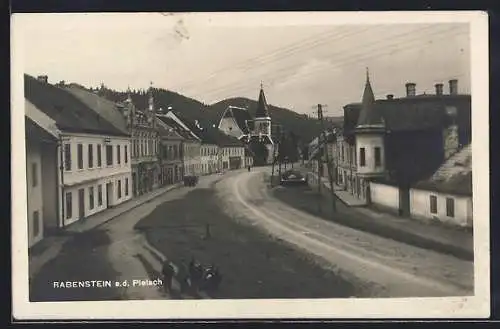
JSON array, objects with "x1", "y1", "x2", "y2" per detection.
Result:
[
  {"x1": 255, "y1": 83, "x2": 270, "y2": 118},
  {"x1": 356, "y1": 68, "x2": 384, "y2": 129}
]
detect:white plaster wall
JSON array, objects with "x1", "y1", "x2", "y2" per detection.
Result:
[
  {"x1": 201, "y1": 144, "x2": 219, "y2": 174},
  {"x1": 410, "y1": 188, "x2": 471, "y2": 227},
  {"x1": 218, "y1": 117, "x2": 244, "y2": 139},
  {"x1": 370, "y1": 182, "x2": 400, "y2": 209},
  {"x1": 61, "y1": 133, "x2": 132, "y2": 187},
  {"x1": 63, "y1": 173, "x2": 132, "y2": 227},
  {"x1": 26, "y1": 143, "x2": 44, "y2": 248},
  {"x1": 355, "y1": 134, "x2": 385, "y2": 175}
]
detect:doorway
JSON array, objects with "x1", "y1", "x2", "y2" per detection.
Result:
[
  {"x1": 398, "y1": 187, "x2": 410, "y2": 217},
  {"x1": 106, "y1": 182, "x2": 113, "y2": 208},
  {"x1": 78, "y1": 188, "x2": 85, "y2": 220}
]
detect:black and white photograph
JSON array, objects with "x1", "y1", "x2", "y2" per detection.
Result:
[{"x1": 11, "y1": 11, "x2": 489, "y2": 320}]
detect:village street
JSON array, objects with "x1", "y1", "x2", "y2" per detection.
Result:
[{"x1": 30, "y1": 167, "x2": 474, "y2": 301}]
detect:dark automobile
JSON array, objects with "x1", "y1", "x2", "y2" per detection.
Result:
[
  {"x1": 280, "y1": 170, "x2": 307, "y2": 186},
  {"x1": 183, "y1": 175, "x2": 199, "y2": 186}
]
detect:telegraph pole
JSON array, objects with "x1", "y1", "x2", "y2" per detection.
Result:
[
  {"x1": 270, "y1": 123, "x2": 282, "y2": 187},
  {"x1": 314, "y1": 104, "x2": 337, "y2": 214}
]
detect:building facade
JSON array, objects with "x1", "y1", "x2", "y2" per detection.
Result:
[
  {"x1": 164, "y1": 111, "x2": 202, "y2": 177},
  {"x1": 25, "y1": 116, "x2": 58, "y2": 248},
  {"x1": 120, "y1": 88, "x2": 160, "y2": 196},
  {"x1": 337, "y1": 73, "x2": 471, "y2": 216},
  {"x1": 156, "y1": 115, "x2": 185, "y2": 186},
  {"x1": 24, "y1": 74, "x2": 133, "y2": 228}
]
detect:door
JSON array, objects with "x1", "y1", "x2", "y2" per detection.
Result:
[
  {"x1": 398, "y1": 187, "x2": 410, "y2": 217},
  {"x1": 106, "y1": 182, "x2": 113, "y2": 208},
  {"x1": 78, "y1": 188, "x2": 85, "y2": 220}
]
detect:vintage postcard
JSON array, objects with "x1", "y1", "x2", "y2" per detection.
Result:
[{"x1": 11, "y1": 11, "x2": 489, "y2": 320}]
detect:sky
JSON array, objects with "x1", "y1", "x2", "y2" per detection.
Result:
[{"x1": 17, "y1": 13, "x2": 471, "y2": 116}]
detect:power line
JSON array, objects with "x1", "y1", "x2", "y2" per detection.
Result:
[
  {"x1": 186, "y1": 26, "x2": 467, "y2": 100},
  {"x1": 173, "y1": 26, "x2": 369, "y2": 90},
  {"x1": 189, "y1": 27, "x2": 468, "y2": 101}
]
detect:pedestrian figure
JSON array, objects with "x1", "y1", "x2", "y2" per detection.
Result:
[
  {"x1": 248, "y1": 166, "x2": 251, "y2": 172},
  {"x1": 161, "y1": 260, "x2": 175, "y2": 294}
]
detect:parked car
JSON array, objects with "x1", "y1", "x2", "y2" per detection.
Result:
[
  {"x1": 183, "y1": 175, "x2": 199, "y2": 186},
  {"x1": 280, "y1": 170, "x2": 307, "y2": 186}
]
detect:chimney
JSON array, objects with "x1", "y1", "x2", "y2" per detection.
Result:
[
  {"x1": 435, "y1": 83, "x2": 444, "y2": 96},
  {"x1": 37, "y1": 75, "x2": 48, "y2": 83},
  {"x1": 449, "y1": 79, "x2": 458, "y2": 95},
  {"x1": 405, "y1": 82, "x2": 416, "y2": 97},
  {"x1": 386, "y1": 94, "x2": 394, "y2": 100}
]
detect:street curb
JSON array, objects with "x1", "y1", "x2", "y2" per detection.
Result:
[{"x1": 88, "y1": 184, "x2": 183, "y2": 232}]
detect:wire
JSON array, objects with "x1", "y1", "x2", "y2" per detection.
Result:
[
  {"x1": 177, "y1": 24, "x2": 465, "y2": 97},
  {"x1": 189, "y1": 27, "x2": 468, "y2": 102},
  {"x1": 173, "y1": 26, "x2": 368, "y2": 90}
]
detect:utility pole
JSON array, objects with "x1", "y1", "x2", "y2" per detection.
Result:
[
  {"x1": 314, "y1": 104, "x2": 337, "y2": 214},
  {"x1": 270, "y1": 123, "x2": 282, "y2": 187}
]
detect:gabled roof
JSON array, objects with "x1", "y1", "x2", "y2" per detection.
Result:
[
  {"x1": 155, "y1": 116, "x2": 186, "y2": 140},
  {"x1": 343, "y1": 94, "x2": 471, "y2": 135},
  {"x1": 156, "y1": 114, "x2": 197, "y2": 141},
  {"x1": 24, "y1": 74, "x2": 128, "y2": 137},
  {"x1": 25, "y1": 116, "x2": 58, "y2": 143},
  {"x1": 414, "y1": 144, "x2": 472, "y2": 196},
  {"x1": 64, "y1": 85, "x2": 129, "y2": 134},
  {"x1": 164, "y1": 111, "x2": 202, "y2": 141},
  {"x1": 219, "y1": 106, "x2": 253, "y2": 134},
  {"x1": 255, "y1": 87, "x2": 270, "y2": 118}
]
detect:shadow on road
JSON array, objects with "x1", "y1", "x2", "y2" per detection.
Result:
[{"x1": 135, "y1": 187, "x2": 366, "y2": 299}]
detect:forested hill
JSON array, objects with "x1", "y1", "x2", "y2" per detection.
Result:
[{"x1": 84, "y1": 84, "x2": 343, "y2": 145}]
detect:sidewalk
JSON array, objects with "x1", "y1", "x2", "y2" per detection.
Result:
[
  {"x1": 29, "y1": 183, "x2": 182, "y2": 279},
  {"x1": 307, "y1": 172, "x2": 366, "y2": 206},
  {"x1": 302, "y1": 172, "x2": 473, "y2": 260},
  {"x1": 65, "y1": 183, "x2": 182, "y2": 233}
]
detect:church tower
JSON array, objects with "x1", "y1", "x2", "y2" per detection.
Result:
[
  {"x1": 354, "y1": 69, "x2": 386, "y2": 178},
  {"x1": 147, "y1": 82, "x2": 156, "y2": 129},
  {"x1": 253, "y1": 84, "x2": 272, "y2": 138}
]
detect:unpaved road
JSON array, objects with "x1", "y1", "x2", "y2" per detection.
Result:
[{"x1": 216, "y1": 167, "x2": 474, "y2": 298}]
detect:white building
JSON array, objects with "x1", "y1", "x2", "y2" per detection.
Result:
[
  {"x1": 25, "y1": 115, "x2": 59, "y2": 248},
  {"x1": 410, "y1": 144, "x2": 472, "y2": 227},
  {"x1": 218, "y1": 86, "x2": 275, "y2": 165},
  {"x1": 25, "y1": 75, "x2": 133, "y2": 228},
  {"x1": 164, "y1": 110, "x2": 202, "y2": 177}
]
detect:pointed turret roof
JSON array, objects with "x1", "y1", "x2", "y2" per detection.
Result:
[
  {"x1": 356, "y1": 68, "x2": 385, "y2": 129},
  {"x1": 255, "y1": 84, "x2": 270, "y2": 118}
]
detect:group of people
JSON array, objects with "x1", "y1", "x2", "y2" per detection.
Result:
[{"x1": 161, "y1": 257, "x2": 222, "y2": 296}]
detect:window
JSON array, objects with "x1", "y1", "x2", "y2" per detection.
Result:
[
  {"x1": 117, "y1": 180, "x2": 122, "y2": 199},
  {"x1": 64, "y1": 144, "x2": 72, "y2": 171},
  {"x1": 430, "y1": 195, "x2": 437, "y2": 214},
  {"x1": 33, "y1": 210, "x2": 40, "y2": 236},
  {"x1": 446, "y1": 197, "x2": 455, "y2": 217},
  {"x1": 89, "y1": 186, "x2": 95, "y2": 210},
  {"x1": 117, "y1": 145, "x2": 121, "y2": 164},
  {"x1": 374, "y1": 147, "x2": 381, "y2": 167},
  {"x1": 97, "y1": 185, "x2": 103, "y2": 206},
  {"x1": 341, "y1": 145, "x2": 344, "y2": 162},
  {"x1": 31, "y1": 163, "x2": 38, "y2": 187},
  {"x1": 97, "y1": 145, "x2": 102, "y2": 167},
  {"x1": 88, "y1": 144, "x2": 94, "y2": 168},
  {"x1": 65, "y1": 192, "x2": 72, "y2": 219},
  {"x1": 77, "y1": 144, "x2": 83, "y2": 169},
  {"x1": 125, "y1": 178, "x2": 129, "y2": 196},
  {"x1": 125, "y1": 145, "x2": 128, "y2": 164},
  {"x1": 106, "y1": 145, "x2": 113, "y2": 166},
  {"x1": 359, "y1": 148, "x2": 366, "y2": 167}
]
